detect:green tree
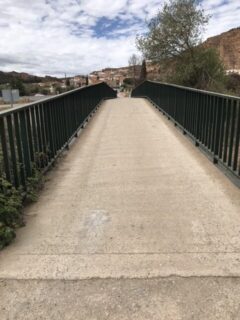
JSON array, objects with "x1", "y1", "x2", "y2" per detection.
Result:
[
  {"x1": 66, "y1": 78, "x2": 70, "y2": 87},
  {"x1": 170, "y1": 47, "x2": 226, "y2": 90},
  {"x1": 123, "y1": 78, "x2": 135, "y2": 86},
  {"x1": 25, "y1": 84, "x2": 40, "y2": 95},
  {"x1": 39, "y1": 88, "x2": 49, "y2": 95},
  {"x1": 10, "y1": 78, "x2": 26, "y2": 96},
  {"x1": 137, "y1": 0, "x2": 209, "y2": 61},
  {"x1": 139, "y1": 59, "x2": 147, "y2": 83},
  {"x1": 55, "y1": 86, "x2": 65, "y2": 94},
  {"x1": 136, "y1": 0, "x2": 226, "y2": 90}
]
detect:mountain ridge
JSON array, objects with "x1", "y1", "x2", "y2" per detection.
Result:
[
  {"x1": 0, "y1": 71, "x2": 59, "y2": 85},
  {"x1": 203, "y1": 27, "x2": 240, "y2": 71}
]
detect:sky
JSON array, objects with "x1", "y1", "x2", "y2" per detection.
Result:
[{"x1": 0, "y1": 0, "x2": 239, "y2": 77}]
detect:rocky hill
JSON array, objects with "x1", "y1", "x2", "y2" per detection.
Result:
[{"x1": 204, "y1": 27, "x2": 240, "y2": 72}]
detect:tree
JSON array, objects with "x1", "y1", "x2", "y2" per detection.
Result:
[
  {"x1": 170, "y1": 47, "x2": 226, "y2": 90},
  {"x1": 55, "y1": 86, "x2": 64, "y2": 94},
  {"x1": 137, "y1": 0, "x2": 209, "y2": 62},
  {"x1": 128, "y1": 54, "x2": 141, "y2": 86},
  {"x1": 10, "y1": 78, "x2": 26, "y2": 96},
  {"x1": 139, "y1": 59, "x2": 147, "y2": 83},
  {"x1": 66, "y1": 78, "x2": 70, "y2": 87},
  {"x1": 123, "y1": 78, "x2": 135, "y2": 86},
  {"x1": 40, "y1": 88, "x2": 49, "y2": 95},
  {"x1": 135, "y1": 0, "x2": 227, "y2": 90}
]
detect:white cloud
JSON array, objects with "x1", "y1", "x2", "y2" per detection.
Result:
[
  {"x1": 0, "y1": 0, "x2": 239, "y2": 76},
  {"x1": 201, "y1": 0, "x2": 240, "y2": 38}
]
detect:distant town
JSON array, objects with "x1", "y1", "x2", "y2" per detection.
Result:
[
  {"x1": 0, "y1": 26, "x2": 240, "y2": 109},
  {"x1": 0, "y1": 63, "x2": 156, "y2": 108}
]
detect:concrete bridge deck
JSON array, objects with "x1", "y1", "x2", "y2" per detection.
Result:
[{"x1": 0, "y1": 97, "x2": 240, "y2": 319}]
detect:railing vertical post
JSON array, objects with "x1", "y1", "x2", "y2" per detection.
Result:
[
  {"x1": 213, "y1": 97, "x2": 222, "y2": 162},
  {"x1": 7, "y1": 115, "x2": 19, "y2": 187},
  {"x1": 131, "y1": 80, "x2": 240, "y2": 184},
  {"x1": 233, "y1": 101, "x2": 240, "y2": 172},
  {"x1": 19, "y1": 109, "x2": 32, "y2": 178},
  {"x1": 182, "y1": 90, "x2": 187, "y2": 134},
  {"x1": 0, "y1": 118, "x2": 11, "y2": 182},
  {"x1": 14, "y1": 113, "x2": 26, "y2": 186},
  {"x1": 228, "y1": 100, "x2": 237, "y2": 167}
]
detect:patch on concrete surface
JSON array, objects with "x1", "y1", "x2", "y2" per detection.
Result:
[
  {"x1": 84, "y1": 210, "x2": 110, "y2": 228},
  {"x1": 81, "y1": 209, "x2": 110, "y2": 252},
  {"x1": 191, "y1": 220, "x2": 211, "y2": 246}
]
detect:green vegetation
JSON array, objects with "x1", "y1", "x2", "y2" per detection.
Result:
[
  {"x1": 0, "y1": 177, "x2": 23, "y2": 249},
  {"x1": 10, "y1": 78, "x2": 27, "y2": 96},
  {"x1": 0, "y1": 150, "x2": 44, "y2": 249},
  {"x1": 55, "y1": 86, "x2": 65, "y2": 94},
  {"x1": 137, "y1": 0, "x2": 209, "y2": 62},
  {"x1": 0, "y1": 81, "x2": 51, "y2": 97},
  {"x1": 226, "y1": 73, "x2": 240, "y2": 96},
  {"x1": 66, "y1": 78, "x2": 70, "y2": 87},
  {"x1": 139, "y1": 59, "x2": 147, "y2": 84},
  {"x1": 123, "y1": 78, "x2": 135, "y2": 86},
  {"x1": 167, "y1": 47, "x2": 226, "y2": 91},
  {"x1": 0, "y1": 71, "x2": 58, "y2": 86},
  {"x1": 26, "y1": 165, "x2": 44, "y2": 202},
  {"x1": 0, "y1": 150, "x2": 23, "y2": 249},
  {"x1": 136, "y1": 0, "x2": 236, "y2": 94}
]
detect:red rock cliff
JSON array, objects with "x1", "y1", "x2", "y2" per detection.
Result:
[{"x1": 204, "y1": 27, "x2": 240, "y2": 71}]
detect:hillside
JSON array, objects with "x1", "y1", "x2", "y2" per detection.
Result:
[
  {"x1": 1, "y1": 27, "x2": 240, "y2": 87},
  {"x1": 204, "y1": 27, "x2": 240, "y2": 72},
  {"x1": 0, "y1": 71, "x2": 59, "y2": 85},
  {"x1": 100, "y1": 28, "x2": 240, "y2": 79}
]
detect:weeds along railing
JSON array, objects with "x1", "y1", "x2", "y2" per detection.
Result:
[
  {"x1": 0, "y1": 82, "x2": 116, "y2": 189},
  {"x1": 132, "y1": 81, "x2": 240, "y2": 184}
]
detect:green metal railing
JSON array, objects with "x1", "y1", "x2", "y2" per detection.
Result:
[
  {"x1": 132, "y1": 80, "x2": 240, "y2": 184},
  {"x1": 0, "y1": 82, "x2": 116, "y2": 188}
]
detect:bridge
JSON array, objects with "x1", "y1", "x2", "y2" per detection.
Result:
[{"x1": 0, "y1": 82, "x2": 240, "y2": 318}]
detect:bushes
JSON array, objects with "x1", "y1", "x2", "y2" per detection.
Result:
[
  {"x1": 226, "y1": 73, "x2": 240, "y2": 96},
  {"x1": 26, "y1": 165, "x2": 44, "y2": 202},
  {"x1": 166, "y1": 47, "x2": 227, "y2": 91},
  {"x1": 0, "y1": 177, "x2": 23, "y2": 249},
  {"x1": 0, "y1": 224, "x2": 16, "y2": 249},
  {"x1": 0, "y1": 151, "x2": 44, "y2": 249}
]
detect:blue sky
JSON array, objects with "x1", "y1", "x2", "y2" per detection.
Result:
[{"x1": 0, "y1": 0, "x2": 239, "y2": 76}]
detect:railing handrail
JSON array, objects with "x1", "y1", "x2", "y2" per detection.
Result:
[
  {"x1": 132, "y1": 80, "x2": 240, "y2": 186},
  {"x1": 133, "y1": 80, "x2": 240, "y2": 101},
  {"x1": 0, "y1": 81, "x2": 116, "y2": 189},
  {"x1": 0, "y1": 82, "x2": 113, "y2": 117}
]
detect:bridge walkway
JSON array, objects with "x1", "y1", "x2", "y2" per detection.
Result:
[{"x1": 0, "y1": 98, "x2": 240, "y2": 319}]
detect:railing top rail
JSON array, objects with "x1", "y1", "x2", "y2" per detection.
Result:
[
  {"x1": 132, "y1": 79, "x2": 240, "y2": 186},
  {"x1": 0, "y1": 82, "x2": 112, "y2": 117},
  {"x1": 135, "y1": 80, "x2": 240, "y2": 101}
]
